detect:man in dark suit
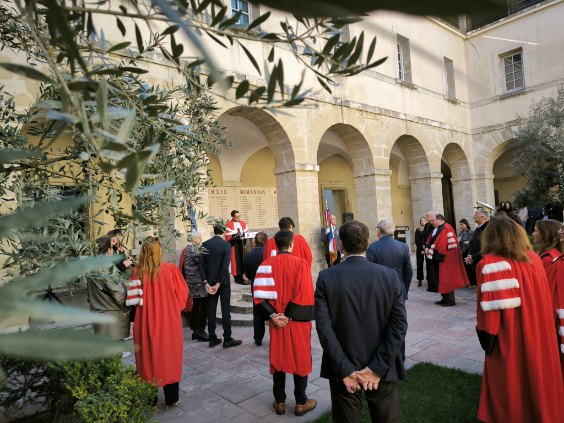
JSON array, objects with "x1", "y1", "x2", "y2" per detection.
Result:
[
  {"x1": 464, "y1": 208, "x2": 490, "y2": 287},
  {"x1": 202, "y1": 225, "x2": 242, "y2": 349},
  {"x1": 366, "y1": 219, "x2": 413, "y2": 300},
  {"x1": 315, "y1": 220, "x2": 408, "y2": 423},
  {"x1": 243, "y1": 231, "x2": 268, "y2": 346},
  {"x1": 422, "y1": 210, "x2": 438, "y2": 292}
]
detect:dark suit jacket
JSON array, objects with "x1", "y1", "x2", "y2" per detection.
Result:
[
  {"x1": 243, "y1": 246, "x2": 264, "y2": 282},
  {"x1": 315, "y1": 256, "x2": 407, "y2": 383},
  {"x1": 366, "y1": 236, "x2": 413, "y2": 300},
  {"x1": 466, "y1": 221, "x2": 488, "y2": 264},
  {"x1": 201, "y1": 235, "x2": 231, "y2": 286}
]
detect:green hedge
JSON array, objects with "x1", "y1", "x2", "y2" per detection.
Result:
[{"x1": 0, "y1": 355, "x2": 157, "y2": 423}]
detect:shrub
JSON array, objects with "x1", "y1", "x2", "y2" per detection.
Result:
[{"x1": 0, "y1": 355, "x2": 157, "y2": 423}]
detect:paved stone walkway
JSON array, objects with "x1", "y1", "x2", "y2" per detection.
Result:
[{"x1": 127, "y1": 280, "x2": 483, "y2": 422}]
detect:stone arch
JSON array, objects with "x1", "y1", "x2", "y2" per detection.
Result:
[
  {"x1": 216, "y1": 106, "x2": 295, "y2": 184},
  {"x1": 441, "y1": 143, "x2": 474, "y2": 225},
  {"x1": 389, "y1": 135, "x2": 436, "y2": 232},
  {"x1": 207, "y1": 106, "x2": 307, "y2": 234},
  {"x1": 487, "y1": 139, "x2": 525, "y2": 206},
  {"x1": 318, "y1": 123, "x2": 379, "y2": 234}
]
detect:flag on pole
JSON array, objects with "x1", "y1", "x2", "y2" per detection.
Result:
[
  {"x1": 188, "y1": 203, "x2": 198, "y2": 232},
  {"x1": 324, "y1": 207, "x2": 338, "y2": 265}
]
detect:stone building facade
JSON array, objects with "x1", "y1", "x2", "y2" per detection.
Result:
[{"x1": 1, "y1": 0, "x2": 563, "y2": 272}]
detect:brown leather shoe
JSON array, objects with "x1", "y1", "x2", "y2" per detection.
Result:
[
  {"x1": 273, "y1": 402, "x2": 285, "y2": 415},
  {"x1": 295, "y1": 399, "x2": 317, "y2": 416}
]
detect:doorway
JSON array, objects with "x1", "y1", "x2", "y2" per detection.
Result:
[{"x1": 322, "y1": 189, "x2": 346, "y2": 226}]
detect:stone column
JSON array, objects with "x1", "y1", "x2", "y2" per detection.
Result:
[
  {"x1": 274, "y1": 163, "x2": 324, "y2": 275},
  {"x1": 353, "y1": 168, "x2": 393, "y2": 240},
  {"x1": 450, "y1": 176, "x2": 476, "y2": 223},
  {"x1": 409, "y1": 172, "x2": 443, "y2": 227},
  {"x1": 474, "y1": 173, "x2": 496, "y2": 208}
]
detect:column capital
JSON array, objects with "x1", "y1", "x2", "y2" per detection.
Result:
[
  {"x1": 273, "y1": 163, "x2": 319, "y2": 175},
  {"x1": 353, "y1": 168, "x2": 392, "y2": 178},
  {"x1": 409, "y1": 172, "x2": 443, "y2": 182},
  {"x1": 473, "y1": 173, "x2": 495, "y2": 180}
]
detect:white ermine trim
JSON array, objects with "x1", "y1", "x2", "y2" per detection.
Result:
[
  {"x1": 480, "y1": 297, "x2": 521, "y2": 311},
  {"x1": 482, "y1": 261, "x2": 512, "y2": 275},
  {"x1": 447, "y1": 232, "x2": 454, "y2": 238},
  {"x1": 254, "y1": 277, "x2": 275, "y2": 287},
  {"x1": 257, "y1": 265, "x2": 272, "y2": 274},
  {"x1": 448, "y1": 238, "x2": 457, "y2": 244},
  {"x1": 561, "y1": 344, "x2": 564, "y2": 354},
  {"x1": 557, "y1": 309, "x2": 564, "y2": 319},
  {"x1": 481, "y1": 278, "x2": 520, "y2": 293},
  {"x1": 447, "y1": 244, "x2": 457, "y2": 250},
  {"x1": 431, "y1": 244, "x2": 435, "y2": 249},
  {"x1": 254, "y1": 290, "x2": 277, "y2": 300},
  {"x1": 270, "y1": 250, "x2": 277, "y2": 257},
  {"x1": 127, "y1": 288, "x2": 142, "y2": 296},
  {"x1": 129, "y1": 279, "x2": 141, "y2": 287},
  {"x1": 559, "y1": 326, "x2": 564, "y2": 337}
]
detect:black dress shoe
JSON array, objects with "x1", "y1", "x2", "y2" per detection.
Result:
[
  {"x1": 223, "y1": 338, "x2": 242, "y2": 348},
  {"x1": 255, "y1": 340, "x2": 262, "y2": 346},
  {"x1": 435, "y1": 299, "x2": 446, "y2": 305},
  {"x1": 209, "y1": 338, "x2": 222, "y2": 348},
  {"x1": 192, "y1": 332, "x2": 197, "y2": 340},
  {"x1": 196, "y1": 332, "x2": 210, "y2": 342},
  {"x1": 441, "y1": 302, "x2": 456, "y2": 307}
]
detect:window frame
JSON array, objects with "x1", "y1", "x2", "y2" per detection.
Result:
[
  {"x1": 443, "y1": 57, "x2": 456, "y2": 100},
  {"x1": 396, "y1": 34, "x2": 412, "y2": 84},
  {"x1": 501, "y1": 49, "x2": 525, "y2": 94},
  {"x1": 231, "y1": 0, "x2": 251, "y2": 26}
]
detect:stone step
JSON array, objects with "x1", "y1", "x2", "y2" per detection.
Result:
[
  {"x1": 217, "y1": 311, "x2": 256, "y2": 327},
  {"x1": 230, "y1": 301, "x2": 253, "y2": 314}
]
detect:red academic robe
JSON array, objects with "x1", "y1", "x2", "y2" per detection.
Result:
[
  {"x1": 133, "y1": 263, "x2": 188, "y2": 386},
  {"x1": 253, "y1": 253, "x2": 314, "y2": 377},
  {"x1": 540, "y1": 248, "x2": 564, "y2": 378},
  {"x1": 263, "y1": 234, "x2": 313, "y2": 268},
  {"x1": 476, "y1": 252, "x2": 564, "y2": 423},
  {"x1": 426, "y1": 223, "x2": 469, "y2": 293},
  {"x1": 225, "y1": 219, "x2": 248, "y2": 276}
]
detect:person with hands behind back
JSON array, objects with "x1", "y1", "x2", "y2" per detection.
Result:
[
  {"x1": 253, "y1": 230, "x2": 317, "y2": 417},
  {"x1": 201, "y1": 225, "x2": 242, "y2": 349},
  {"x1": 315, "y1": 220, "x2": 407, "y2": 423}
]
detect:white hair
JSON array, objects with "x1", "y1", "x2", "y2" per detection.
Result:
[
  {"x1": 476, "y1": 209, "x2": 490, "y2": 219},
  {"x1": 377, "y1": 220, "x2": 395, "y2": 236},
  {"x1": 187, "y1": 231, "x2": 201, "y2": 243}
]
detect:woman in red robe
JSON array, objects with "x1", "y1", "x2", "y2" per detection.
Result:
[
  {"x1": 476, "y1": 217, "x2": 563, "y2": 423},
  {"x1": 132, "y1": 237, "x2": 188, "y2": 406},
  {"x1": 533, "y1": 219, "x2": 564, "y2": 379}
]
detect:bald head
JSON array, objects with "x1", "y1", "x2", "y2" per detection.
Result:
[{"x1": 425, "y1": 210, "x2": 436, "y2": 222}]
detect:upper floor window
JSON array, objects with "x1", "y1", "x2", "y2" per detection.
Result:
[
  {"x1": 396, "y1": 34, "x2": 412, "y2": 84},
  {"x1": 231, "y1": 0, "x2": 251, "y2": 25},
  {"x1": 443, "y1": 57, "x2": 456, "y2": 100},
  {"x1": 502, "y1": 49, "x2": 524, "y2": 93}
]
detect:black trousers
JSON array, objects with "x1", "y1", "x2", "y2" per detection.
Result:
[
  {"x1": 273, "y1": 372, "x2": 308, "y2": 405},
  {"x1": 416, "y1": 250, "x2": 425, "y2": 281},
  {"x1": 329, "y1": 378, "x2": 399, "y2": 423},
  {"x1": 465, "y1": 262, "x2": 477, "y2": 286},
  {"x1": 152, "y1": 382, "x2": 179, "y2": 406},
  {"x1": 191, "y1": 297, "x2": 208, "y2": 333},
  {"x1": 426, "y1": 259, "x2": 439, "y2": 292},
  {"x1": 207, "y1": 283, "x2": 232, "y2": 339},
  {"x1": 252, "y1": 304, "x2": 265, "y2": 343}
]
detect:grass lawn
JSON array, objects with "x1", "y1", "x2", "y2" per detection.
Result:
[{"x1": 312, "y1": 362, "x2": 482, "y2": 423}]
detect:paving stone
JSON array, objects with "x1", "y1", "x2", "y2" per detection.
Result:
[{"x1": 155, "y1": 277, "x2": 483, "y2": 423}]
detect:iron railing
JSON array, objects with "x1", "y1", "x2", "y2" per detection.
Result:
[{"x1": 435, "y1": 0, "x2": 549, "y2": 33}]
